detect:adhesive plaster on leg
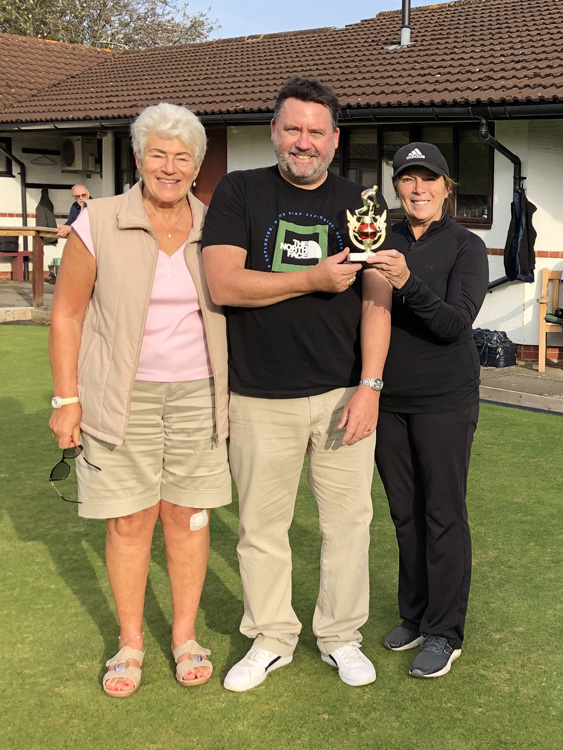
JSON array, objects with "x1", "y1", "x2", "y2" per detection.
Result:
[{"x1": 189, "y1": 509, "x2": 208, "y2": 531}]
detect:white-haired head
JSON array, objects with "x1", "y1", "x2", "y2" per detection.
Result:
[
  {"x1": 131, "y1": 103, "x2": 207, "y2": 167},
  {"x1": 71, "y1": 184, "x2": 89, "y2": 198}
]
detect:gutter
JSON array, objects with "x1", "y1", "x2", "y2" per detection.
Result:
[
  {"x1": 2, "y1": 103, "x2": 563, "y2": 132},
  {"x1": 0, "y1": 119, "x2": 123, "y2": 132},
  {"x1": 338, "y1": 103, "x2": 563, "y2": 123}
]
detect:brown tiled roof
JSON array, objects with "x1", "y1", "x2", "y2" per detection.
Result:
[
  {"x1": 0, "y1": 32, "x2": 115, "y2": 112},
  {"x1": 1, "y1": 0, "x2": 562, "y2": 125}
]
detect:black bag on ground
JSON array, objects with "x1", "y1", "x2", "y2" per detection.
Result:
[
  {"x1": 0, "y1": 236, "x2": 18, "y2": 252},
  {"x1": 473, "y1": 328, "x2": 517, "y2": 368}
]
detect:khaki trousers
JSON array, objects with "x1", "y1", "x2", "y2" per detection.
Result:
[{"x1": 229, "y1": 388, "x2": 376, "y2": 657}]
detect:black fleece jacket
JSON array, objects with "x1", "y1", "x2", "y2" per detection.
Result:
[{"x1": 380, "y1": 214, "x2": 489, "y2": 413}]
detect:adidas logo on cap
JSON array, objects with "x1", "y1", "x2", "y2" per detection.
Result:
[{"x1": 406, "y1": 148, "x2": 425, "y2": 160}]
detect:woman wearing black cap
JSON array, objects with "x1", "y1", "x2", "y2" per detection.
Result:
[{"x1": 369, "y1": 142, "x2": 489, "y2": 678}]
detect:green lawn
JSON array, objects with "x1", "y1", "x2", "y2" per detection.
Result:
[{"x1": 1, "y1": 326, "x2": 561, "y2": 750}]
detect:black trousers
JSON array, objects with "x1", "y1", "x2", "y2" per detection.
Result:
[{"x1": 375, "y1": 405, "x2": 479, "y2": 648}]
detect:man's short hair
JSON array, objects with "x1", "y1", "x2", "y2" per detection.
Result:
[{"x1": 273, "y1": 78, "x2": 341, "y2": 131}]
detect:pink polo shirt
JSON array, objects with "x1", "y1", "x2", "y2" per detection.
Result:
[{"x1": 72, "y1": 209, "x2": 212, "y2": 383}]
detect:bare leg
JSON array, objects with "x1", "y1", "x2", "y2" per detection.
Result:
[
  {"x1": 160, "y1": 501, "x2": 210, "y2": 681},
  {"x1": 104, "y1": 503, "x2": 160, "y2": 692}
]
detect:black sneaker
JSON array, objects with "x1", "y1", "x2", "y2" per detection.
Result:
[
  {"x1": 384, "y1": 626, "x2": 425, "y2": 651},
  {"x1": 409, "y1": 635, "x2": 461, "y2": 678}
]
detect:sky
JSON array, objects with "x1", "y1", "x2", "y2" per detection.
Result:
[{"x1": 189, "y1": 0, "x2": 456, "y2": 40}]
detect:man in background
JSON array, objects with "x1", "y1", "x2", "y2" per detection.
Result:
[{"x1": 56, "y1": 184, "x2": 90, "y2": 237}]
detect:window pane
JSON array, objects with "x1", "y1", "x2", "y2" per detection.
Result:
[
  {"x1": 329, "y1": 144, "x2": 341, "y2": 175},
  {"x1": 348, "y1": 128, "x2": 378, "y2": 188},
  {"x1": 116, "y1": 136, "x2": 138, "y2": 193},
  {"x1": 382, "y1": 130, "x2": 410, "y2": 209},
  {"x1": 341, "y1": 125, "x2": 491, "y2": 225},
  {"x1": 0, "y1": 138, "x2": 12, "y2": 176},
  {"x1": 457, "y1": 129, "x2": 489, "y2": 219},
  {"x1": 420, "y1": 125, "x2": 454, "y2": 176}
]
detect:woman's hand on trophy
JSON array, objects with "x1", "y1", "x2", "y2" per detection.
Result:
[{"x1": 366, "y1": 250, "x2": 410, "y2": 289}]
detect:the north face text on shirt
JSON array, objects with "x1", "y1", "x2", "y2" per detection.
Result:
[{"x1": 272, "y1": 220, "x2": 328, "y2": 271}]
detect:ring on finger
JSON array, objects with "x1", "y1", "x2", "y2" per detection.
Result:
[{"x1": 363, "y1": 428, "x2": 371, "y2": 432}]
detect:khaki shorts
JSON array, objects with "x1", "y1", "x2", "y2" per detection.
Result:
[{"x1": 76, "y1": 379, "x2": 231, "y2": 519}]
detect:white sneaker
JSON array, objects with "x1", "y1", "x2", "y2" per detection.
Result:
[
  {"x1": 321, "y1": 641, "x2": 376, "y2": 686},
  {"x1": 223, "y1": 647, "x2": 293, "y2": 692}
]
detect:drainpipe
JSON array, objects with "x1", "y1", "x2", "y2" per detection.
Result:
[
  {"x1": 0, "y1": 143, "x2": 29, "y2": 253},
  {"x1": 478, "y1": 117, "x2": 523, "y2": 193},
  {"x1": 400, "y1": 0, "x2": 412, "y2": 47},
  {"x1": 478, "y1": 118, "x2": 525, "y2": 290}
]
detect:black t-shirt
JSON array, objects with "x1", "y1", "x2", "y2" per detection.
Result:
[
  {"x1": 201, "y1": 166, "x2": 390, "y2": 398},
  {"x1": 380, "y1": 215, "x2": 489, "y2": 413}
]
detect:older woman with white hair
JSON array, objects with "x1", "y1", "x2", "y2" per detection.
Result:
[{"x1": 49, "y1": 103, "x2": 230, "y2": 697}]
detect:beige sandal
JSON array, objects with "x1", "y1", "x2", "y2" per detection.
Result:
[
  {"x1": 173, "y1": 640, "x2": 212, "y2": 687},
  {"x1": 102, "y1": 646, "x2": 145, "y2": 698}
]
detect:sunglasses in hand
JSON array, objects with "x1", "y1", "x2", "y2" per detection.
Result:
[{"x1": 49, "y1": 445, "x2": 101, "y2": 504}]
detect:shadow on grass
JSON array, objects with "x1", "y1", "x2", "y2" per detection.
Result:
[
  {"x1": 2, "y1": 398, "x2": 119, "y2": 662},
  {"x1": 3, "y1": 385, "x2": 394, "y2": 685},
  {"x1": 2, "y1": 395, "x2": 246, "y2": 681}
]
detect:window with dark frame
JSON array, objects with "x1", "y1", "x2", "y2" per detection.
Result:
[
  {"x1": 332, "y1": 123, "x2": 493, "y2": 229},
  {"x1": 114, "y1": 135, "x2": 139, "y2": 195},
  {"x1": 0, "y1": 137, "x2": 14, "y2": 177}
]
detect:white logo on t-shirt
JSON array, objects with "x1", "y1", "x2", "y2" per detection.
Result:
[{"x1": 280, "y1": 239, "x2": 323, "y2": 260}]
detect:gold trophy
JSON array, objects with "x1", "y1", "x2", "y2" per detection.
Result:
[{"x1": 346, "y1": 186, "x2": 387, "y2": 261}]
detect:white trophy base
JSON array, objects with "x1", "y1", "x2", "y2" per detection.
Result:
[{"x1": 348, "y1": 251, "x2": 375, "y2": 262}]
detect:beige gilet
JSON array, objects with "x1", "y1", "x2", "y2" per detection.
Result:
[{"x1": 77, "y1": 181, "x2": 228, "y2": 447}]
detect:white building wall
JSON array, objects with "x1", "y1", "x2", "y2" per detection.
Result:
[
  {"x1": 0, "y1": 132, "x2": 115, "y2": 274},
  {"x1": 474, "y1": 120, "x2": 563, "y2": 348},
  {"x1": 227, "y1": 125, "x2": 274, "y2": 171}
]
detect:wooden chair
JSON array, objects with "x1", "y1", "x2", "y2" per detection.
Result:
[{"x1": 537, "y1": 268, "x2": 563, "y2": 372}]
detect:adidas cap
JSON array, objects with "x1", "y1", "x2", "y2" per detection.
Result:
[{"x1": 392, "y1": 142, "x2": 450, "y2": 179}]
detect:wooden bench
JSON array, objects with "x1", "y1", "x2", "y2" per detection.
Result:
[
  {"x1": 537, "y1": 268, "x2": 563, "y2": 372},
  {"x1": 0, "y1": 226, "x2": 59, "y2": 308},
  {"x1": 0, "y1": 251, "x2": 33, "y2": 281}
]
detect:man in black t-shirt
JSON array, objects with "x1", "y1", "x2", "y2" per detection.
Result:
[{"x1": 202, "y1": 78, "x2": 392, "y2": 692}]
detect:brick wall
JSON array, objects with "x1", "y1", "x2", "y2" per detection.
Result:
[{"x1": 517, "y1": 344, "x2": 563, "y2": 363}]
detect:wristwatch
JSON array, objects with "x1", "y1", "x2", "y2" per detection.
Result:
[
  {"x1": 51, "y1": 396, "x2": 80, "y2": 409},
  {"x1": 359, "y1": 378, "x2": 384, "y2": 392}
]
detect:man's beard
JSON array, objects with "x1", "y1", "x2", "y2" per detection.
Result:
[{"x1": 273, "y1": 143, "x2": 334, "y2": 186}]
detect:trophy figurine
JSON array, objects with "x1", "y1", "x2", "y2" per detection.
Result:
[{"x1": 346, "y1": 186, "x2": 387, "y2": 261}]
